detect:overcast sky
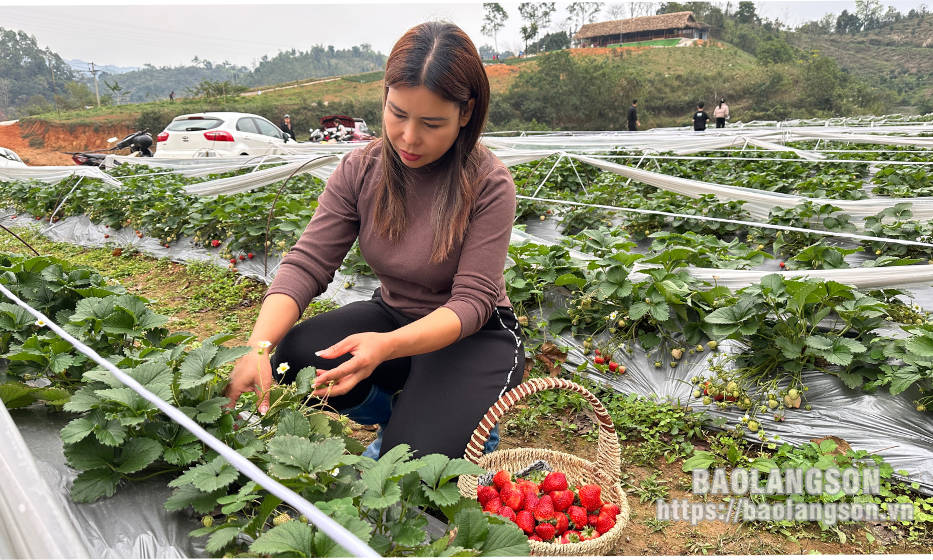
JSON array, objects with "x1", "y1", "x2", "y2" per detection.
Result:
[{"x1": 0, "y1": 1, "x2": 929, "y2": 69}]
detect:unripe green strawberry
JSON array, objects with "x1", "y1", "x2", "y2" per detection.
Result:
[
  {"x1": 747, "y1": 420, "x2": 759, "y2": 432},
  {"x1": 273, "y1": 513, "x2": 291, "y2": 526},
  {"x1": 300, "y1": 515, "x2": 308, "y2": 523},
  {"x1": 202, "y1": 515, "x2": 214, "y2": 528},
  {"x1": 707, "y1": 341, "x2": 718, "y2": 350}
]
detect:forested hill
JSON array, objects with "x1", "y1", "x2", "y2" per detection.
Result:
[
  {"x1": 0, "y1": 27, "x2": 77, "y2": 116},
  {"x1": 101, "y1": 45, "x2": 386, "y2": 103},
  {"x1": 790, "y1": 12, "x2": 933, "y2": 111}
]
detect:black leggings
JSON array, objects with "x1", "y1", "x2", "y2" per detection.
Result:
[
  {"x1": 716, "y1": 117, "x2": 726, "y2": 128},
  {"x1": 271, "y1": 291, "x2": 524, "y2": 459}
]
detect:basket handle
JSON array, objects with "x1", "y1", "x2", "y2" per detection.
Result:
[{"x1": 464, "y1": 377, "x2": 621, "y2": 487}]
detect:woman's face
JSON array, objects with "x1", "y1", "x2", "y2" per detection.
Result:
[{"x1": 384, "y1": 85, "x2": 474, "y2": 168}]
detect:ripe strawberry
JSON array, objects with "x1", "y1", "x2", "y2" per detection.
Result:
[
  {"x1": 567, "y1": 506, "x2": 588, "y2": 529},
  {"x1": 500, "y1": 486, "x2": 524, "y2": 511},
  {"x1": 554, "y1": 512, "x2": 569, "y2": 535},
  {"x1": 535, "y1": 523, "x2": 557, "y2": 541},
  {"x1": 550, "y1": 489, "x2": 574, "y2": 512},
  {"x1": 533, "y1": 495, "x2": 556, "y2": 522},
  {"x1": 247, "y1": 253, "x2": 254, "y2": 259},
  {"x1": 36, "y1": 216, "x2": 41, "y2": 220},
  {"x1": 211, "y1": 239, "x2": 220, "y2": 247},
  {"x1": 595, "y1": 511, "x2": 616, "y2": 534},
  {"x1": 239, "y1": 255, "x2": 246, "y2": 260},
  {"x1": 578, "y1": 484, "x2": 602, "y2": 512},
  {"x1": 230, "y1": 258, "x2": 237, "y2": 264},
  {"x1": 561, "y1": 530, "x2": 581, "y2": 544},
  {"x1": 165, "y1": 244, "x2": 170, "y2": 248},
  {"x1": 477, "y1": 485, "x2": 498, "y2": 506},
  {"x1": 599, "y1": 503, "x2": 621, "y2": 519},
  {"x1": 483, "y1": 496, "x2": 502, "y2": 514},
  {"x1": 779, "y1": 262, "x2": 786, "y2": 268},
  {"x1": 593, "y1": 356, "x2": 605, "y2": 365},
  {"x1": 493, "y1": 470, "x2": 512, "y2": 490},
  {"x1": 516, "y1": 510, "x2": 536, "y2": 535},
  {"x1": 608, "y1": 361, "x2": 619, "y2": 372},
  {"x1": 617, "y1": 365, "x2": 626, "y2": 374},
  {"x1": 594, "y1": 349, "x2": 601, "y2": 355},
  {"x1": 528, "y1": 534, "x2": 543, "y2": 542},
  {"x1": 518, "y1": 480, "x2": 538, "y2": 495},
  {"x1": 497, "y1": 506, "x2": 516, "y2": 523},
  {"x1": 579, "y1": 526, "x2": 601, "y2": 541},
  {"x1": 10, "y1": 215, "x2": 15, "y2": 219},
  {"x1": 588, "y1": 513, "x2": 599, "y2": 526},
  {"x1": 523, "y1": 490, "x2": 540, "y2": 511},
  {"x1": 541, "y1": 472, "x2": 568, "y2": 493},
  {"x1": 103, "y1": 234, "x2": 110, "y2": 238}
]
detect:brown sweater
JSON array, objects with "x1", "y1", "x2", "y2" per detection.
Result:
[{"x1": 265, "y1": 142, "x2": 515, "y2": 341}]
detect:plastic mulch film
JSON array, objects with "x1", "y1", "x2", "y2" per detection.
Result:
[
  {"x1": 0, "y1": 165, "x2": 122, "y2": 186},
  {"x1": 0, "y1": 401, "x2": 90, "y2": 559},
  {"x1": 7, "y1": 405, "x2": 204, "y2": 559}
]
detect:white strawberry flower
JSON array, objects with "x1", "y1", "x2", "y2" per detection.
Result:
[
  {"x1": 277, "y1": 363, "x2": 290, "y2": 374},
  {"x1": 34, "y1": 319, "x2": 46, "y2": 327},
  {"x1": 257, "y1": 341, "x2": 271, "y2": 349},
  {"x1": 331, "y1": 467, "x2": 340, "y2": 476}
]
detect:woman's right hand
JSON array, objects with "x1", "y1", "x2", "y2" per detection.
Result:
[{"x1": 224, "y1": 350, "x2": 274, "y2": 415}]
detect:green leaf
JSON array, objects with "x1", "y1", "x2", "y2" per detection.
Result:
[
  {"x1": 178, "y1": 344, "x2": 218, "y2": 390},
  {"x1": 905, "y1": 335, "x2": 933, "y2": 358},
  {"x1": 555, "y1": 273, "x2": 585, "y2": 289},
  {"x1": 417, "y1": 454, "x2": 450, "y2": 488},
  {"x1": 313, "y1": 514, "x2": 373, "y2": 557},
  {"x1": 64, "y1": 435, "x2": 115, "y2": 471},
  {"x1": 424, "y1": 483, "x2": 462, "y2": 507},
  {"x1": 277, "y1": 409, "x2": 311, "y2": 438},
  {"x1": 209, "y1": 345, "x2": 251, "y2": 369},
  {"x1": 163, "y1": 444, "x2": 202, "y2": 466},
  {"x1": 295, "y1": 366, "x2": 317, "y2": 395},
  {"x1": 479, "y1": 518, "x2": 530, "y2": 556},
  {"x1": 682, "y1": 451, "x2": 716, "y2": 472},
  {"x1": 390, "y1": 516, "x2": 428, "y2": 547},
  {"x1": 267, "y1": 435, "x2": 345, "y2": 475},
  {"x1": 452, "y1": 508, "x2": 489, "y2": 550},
  {"x1": 196, "y1": 397, "x2": 229, "y2": 424},
  {"x1": 61, "y1": 415, "x2": 96, "y2": 444},
  {"x1": 250, "y1": 521, "x2": 314, "y2": 557},
  {"x1": 439, "y1": 496, "x2": 481, "y2": 527},
  {"x1": 205, "y1": 526, "x2": 243, "y2": 555},
  {"x1": 164, "y1": 484, "x2": 227, "y2": 514},
  {"x1": 70, "y1": 468, "x2": 121, "y2": 503},
  {"x1": 438, "y1": 458, "x2": 487, "y2": 487},
  {"x1": 115, "y1": 437, "x2": 164, "y2": 474},
  {"x1": 0, "y1": 383, "x2": 38, "y2": 408},
  {"x1": 170, "y1": 456, "x2": 238, "y2": 493}
]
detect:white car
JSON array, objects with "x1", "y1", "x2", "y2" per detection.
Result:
[
  {"x1": 154, "y1": 112, "x2": 294, "y2": 158},
  {"x1": 0, "y1": 147, "x2": 26, "y2": 167}
]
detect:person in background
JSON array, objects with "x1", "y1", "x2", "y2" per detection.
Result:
[
  {"x1": 713, "y1": 98, "x2": 729, "y2": 128},
  {"x1": 627, "y1": 99, "x2": 640, "y2": 132},
  {"x1": 693, "y1": 102, "x2": 710, "y2": 132},
  {"x1": 169, "y1": 91, "x2": 175, "y2": 102},
  {"x1": 279, "y1": 114, "x2": 295, "y2": 141}
]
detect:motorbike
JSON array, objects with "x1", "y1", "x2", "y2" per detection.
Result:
[
  {"x1": 308, "y1": 124, "x2": 356, "y2": 143},
  {"x1": 65, "y1": 129, "x2": 154, "y2": 168}
]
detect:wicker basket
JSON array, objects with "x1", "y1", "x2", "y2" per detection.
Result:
[{"x1": 457, "y1": 378, "x2": 629, "y2": 556}]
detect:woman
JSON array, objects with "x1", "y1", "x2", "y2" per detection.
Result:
[
  {"x1": 224, "y1": 21, "x2": 523, "y2": 460},
  {"x1": 713, "y1": 98, "x2": 729, "y2": 128}
]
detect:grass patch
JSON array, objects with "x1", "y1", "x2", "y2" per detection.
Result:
[{"x1": 341, "y1": 71, "x2": 385, "y2": 84}]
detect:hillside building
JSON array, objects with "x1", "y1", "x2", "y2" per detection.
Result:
[{"x1": 573, "y1": 11, "x2": 710, "y2": 47}]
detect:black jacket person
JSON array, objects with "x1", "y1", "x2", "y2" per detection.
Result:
[{"x1": 279, "y1": 115, "x2": 295, "y2": 141}]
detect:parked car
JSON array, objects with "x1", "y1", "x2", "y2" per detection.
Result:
[
  {"x1": 0, "y1": 147, "x2": 26, "y2": 167},
  {"x1": 153, "y1": 112, "x2": 293, "y2": 158}
]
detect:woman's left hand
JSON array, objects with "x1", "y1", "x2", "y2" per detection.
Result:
[{"x1": 311, "y1": 332, "x2": 394, "y2": 397}]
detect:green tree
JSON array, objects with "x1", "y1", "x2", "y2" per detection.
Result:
[
  {"x1": 566, "y1": 2, "x2": 603, "y2": 39},
  {"x1": 518, "y1": 2, "x2": 557, "y2": 54},
  {"x1": 735, "y1": 1, "x2": 759, "y2": 25},
  {"x1": 481, "y1": 3, "x2": 509, "y2": 57}
]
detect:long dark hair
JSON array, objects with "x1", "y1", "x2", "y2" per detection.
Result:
[
  {"x1": 371, "y1": 21, "x2": 490, "y2": 264},
  {"x1": 718, "y1": 98, "x2": 725, "y2": 108}
]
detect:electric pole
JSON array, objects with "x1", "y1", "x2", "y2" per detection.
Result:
[
  {"x1": 90, "y1": 62, "x2": 101, "y2": 107},
  {"x1": 46, "y1": 51, "x2": 60, "y2": 117}
]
